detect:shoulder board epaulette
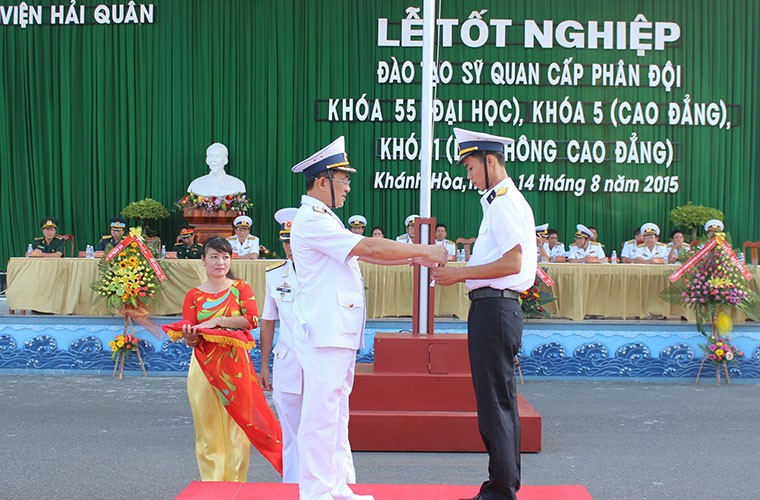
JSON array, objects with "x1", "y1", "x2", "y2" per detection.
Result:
[
  {"x1": 247, "y1": 236, "x2": 257, "y2": 241},
  {"x1": 312, "y1": 205, "x2": 327, "y2": 213},
  {"x1": 625, "y1": 239, "x2": 634, "y2": 245},
  {"x1": 446, "y1": 239, "x2": 454, "y2": 244},
  {"x1": 33, "y1": 237, "x2": 43, "y2": 242},
  {"x1": 496, "y1": 186, "x2": 508, "y2": 196},
  {"x1": 590, "y1": 242, "x2": 601, "y2": 246},
  {"x1": 101, "y1": 235, "x2": 110, "y2": 240},
  {"x1": 656, "y1": 242, "x2": 666, "y2": 246},
  {"x1": 637, "y1": 243, "x2": 645, "y2": 247},
  {"x1": 226, "y1": 236, "x2": 236, "y2": 240},
  {"x1": 266, "y1": 261, "x2": 287, "y2": 273},
  {"x1": 53, "y1": 235, "x2": 63, "y2": 239}
]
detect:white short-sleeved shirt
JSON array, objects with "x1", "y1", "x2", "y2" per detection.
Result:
[
  {"x1": 621, "y1": 239, "x2": 637, "y2": 260},
  {"x1": 633, "y1": 242, "x2": 669, "y2": 261},
  {"x1": 228, "y1": 235, "x2": 260, "y2": 257},
  {"x1": 261, "y1": 259, "x2": 303, "y2": 394},
  {"x1": 436, "y1": 238, "x2": 456, "y2": 256},
  {"x1": 290, "y1": 195, "x2": 366, "y2": 349},
  {"x1": 466, "y1": 177, "x2": 537, "y2": 292},
  {"x1": 567, "y1": 242, "x2": 607, "y2": 261}
]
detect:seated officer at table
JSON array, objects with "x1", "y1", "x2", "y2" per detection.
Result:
[
  {"x1": 228, "y1": 215, "x2": 260, "y2": 259},
  {"x1": 174, "y1": 225, "x2": 203, "y2": 259},
  {"x1": 666, "y1": 229, "x2": 687, "y2": 263},
  {"x1": 29, "y1": 217, "x2": 65, "y2": 258},
  {"x1": 434, "y1": 223, "x2": 456, "y2": 260},
  {"x1": 621, "y1": 228, "x2": 643, "y2": 263},
  {"x1": 96, "y1": 217, "x2": 127, "y2": 252},
  {"x1": 567, "y1": 224, "x2": 606, "y2": 263},
  {"x1": 546, "y1": 228, "x2": 567, "y2": 262},
  {"x1": 396, "y1": 214, "x2": 419, "y2": 244},
  {"x1": 536, "y1": 223, "x2": 551, "y2": 263},
  {"x1": 348, "y1": 215, "x2": 367, "y2": 235},
  {"x1": 633, "y1": 223, "x2": 668, "y2": 264}
]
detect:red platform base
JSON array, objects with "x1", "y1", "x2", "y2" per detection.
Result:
[
  {"x1": 177, "y1": 482, "x2": 592, "y2": 500},
  {"x1": 349, "y1": 333, "x2": 542, "y2": 453}
]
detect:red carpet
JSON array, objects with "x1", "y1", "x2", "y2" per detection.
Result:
[{"x1": 176, "y1": 482, "x2": 592, "y2": 499}]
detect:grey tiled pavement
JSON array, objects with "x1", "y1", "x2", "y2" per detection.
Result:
[{"x1": 1, "y1": 375, "x2": 758, "y2": 500}]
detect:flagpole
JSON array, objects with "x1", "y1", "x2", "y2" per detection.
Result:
[{"x1": 417, "y1": 0, "x2": 435, "y2": 333}]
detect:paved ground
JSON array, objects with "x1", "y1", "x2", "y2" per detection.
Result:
[{"x1": 2, "y1": 375, "x2": 759, "y2": 499}]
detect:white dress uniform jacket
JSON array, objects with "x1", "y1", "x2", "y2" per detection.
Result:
[
  {"x1": 567, "y1": 241, "x2": 607, "y2": 261},
  {"x1": 544, "y1": 242, "x2": 567, "y2": 259},
  {"x1": 633, "y1": 242, "x2": 669, "y2": 261},
  {"x1": 621, "y1": 239, "x2": 637, "y2": 260},
  {"x1": 261, "y1": 259, "x2": 303, "y2": 394},
  {"x1": 436, "y1": 238, "x2": 456, "y2": 257},
  {"x1": 291, "y1": 196, "x2": 365, "y2": 348},
  {"x1": 395, "y1": 233, "x2": 413, "y2": 244},
  {"x1": 467, "y1": 177, "x2": 537, "y2": 292},
  {"x1": 227, "y1": 235, "x2": 260, "y2": 257}
]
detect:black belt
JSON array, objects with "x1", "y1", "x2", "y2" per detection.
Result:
[{"x1": 467, "y1": 287, "x2": 519, "y2": 301}]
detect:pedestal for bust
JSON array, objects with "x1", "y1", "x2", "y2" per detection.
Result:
[{"x1": 182, "y1": 208, "x2": 238, "y2": 243}]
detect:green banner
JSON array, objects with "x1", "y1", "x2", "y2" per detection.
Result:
[{"x1": 1, "y1": 0, "x2": 757, "y2": 267}]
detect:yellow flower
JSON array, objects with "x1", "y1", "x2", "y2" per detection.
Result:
[
  {"x1": 715, "y1": 348, "x2": 725, "y2": 357},
  {"x1": 117, "y1": 339, "x2": 125, "y2": 348},
  {"x1": 119, "y1": 251, "x2": 127, "y2": 257},
  {"x1": 128, "y1": 256, "x2": 138, "y2": 266},
  {"x1": 118, "y1": 261, "x2": 128, "y2": 269},
  {"x1": 715, "y1": 311, "x2": 733, "y2": 335},
  {"x1": 130, "y1": 242, "x2": 138, "y2": 248}
]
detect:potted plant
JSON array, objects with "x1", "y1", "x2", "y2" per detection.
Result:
[
  {"x1": 121, "y1": 198, "x2": 170, "y2": 254},
  {"x1": 670, "y1": 202, "x2": 724, "y2": 243}
]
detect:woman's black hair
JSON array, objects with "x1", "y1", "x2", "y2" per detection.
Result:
[{"x1": 203, "y1": 236, "x2": 237, "y2": 280}]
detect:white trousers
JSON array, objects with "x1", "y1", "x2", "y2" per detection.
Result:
[
  {"x1": 272, "y1": 380, "x2": 303, "y2": 483},
  {"x1": 294, "y1": 344, "x2": 357, "y2": 500}
]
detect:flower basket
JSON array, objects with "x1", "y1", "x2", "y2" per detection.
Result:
[
  {"x1": 90, "y1": 228, "x2": 167, "y2": 378},
  {"x1": 660, "y1": 234, "x2": 760, "y2": 385},
  {"x1": 109, "y1": 330, "x2": 147, "y2": 380}
]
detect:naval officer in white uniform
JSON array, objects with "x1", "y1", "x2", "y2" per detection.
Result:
[
  {"x1": 227, "y1": 215, "x2": 260, "y2": 259},
  {"x1": 259, "y1": 208, "x2": 304, "y2": 483},
  {"x1": 395, "y1": 214, "x2": 419, "y2": 243},
  {"x1": 290, "y1": 136, "x2": 448, "y2": 500},
  {"x1": 567, "y1": 224, "x2": 607, "y2": 263},
  {"x1": 433, "y1": 128, "x2": 537, "y2": 500},
  {"x1": 633, "y1": 223, "x2": 669, "y2": 264}
]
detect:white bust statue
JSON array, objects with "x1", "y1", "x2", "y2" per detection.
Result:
[{"x1": 187, "y1": 142, "x2": 247, "y2": 196}]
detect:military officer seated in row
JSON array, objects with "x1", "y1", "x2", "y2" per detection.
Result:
[
  {"x1": 96, "y1": 217, "x2": 127, "y2": 252},
  {"x1": 174, "y1": 225, "x2": 203, "y2": 259},
  {"x1": 567, "y1": 224, "x2": 606, "y2": 263},
  {"x1": 704, "y1": 219, "x2": 724, "y2": 239},
  {"x1": 546, "y1": 228, "x2": 567, "y2": 262},
  {"x1": 434, "y1": 223, "x2": 456, "y2": 260},
  {"x1": 666, "y1": 229, "x2": 687, "y2": 263},
  {"x1": 227, "y1": 215, "x2": 259, "y2": 259},
  {"x1": 259, "y1": 207, "x2": 303, "y2": 483},
  {"x1": 697, "y1": 219, "x2": 725, "y2": 250},
  {"x1": 536, "y1": 224, "x2": 551, "y2": 263},
  {"x1": 29, "y1": 217, "x2": 65, "y2": 258},
  {"x1": 633, "y1": 223, "x2": 669, "y2": 264},
  {"x1": 396, "y1": 214, "x2": 419, "y2": 244},
  {"x1": 620, "y1": 228, "x2": 643, "y2": 263},
  {"x1": 348, "y1": 215, "x2": 367, "y2": 235}
]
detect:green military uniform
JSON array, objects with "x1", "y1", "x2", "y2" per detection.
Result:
[
  {"x1": 174, "y1": 242, "x2": 203, "y2": 259},
  {"x1": 31, "y1": 236, "x2": 65, "y2": 255},
  {"x1": 97, "y1": 236, "x2": 124, "y2": 252}
]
